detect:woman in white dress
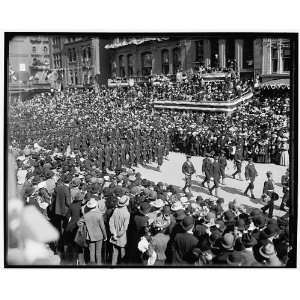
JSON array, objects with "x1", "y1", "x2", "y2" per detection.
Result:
[{"x1": 280, "y1": 139, "x2": 289, "y2": 166}]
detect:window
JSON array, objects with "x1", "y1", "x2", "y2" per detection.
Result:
[
  {"x1": 83, "y1": 48, "x2": 86, "y2": 61},
  {"x1": 141, "y1": 52, "x2": 152, "y2": 76},
  {"x1": 243, "y1": 39, "x2": 254, "y2": 69},
  {"x1": 127, "y1": 54, "x2": 134, "y2": 76},
  {"x1": 32, "y1": 46, "x2": 36, "y2": 53},
  {"x1": 87, "y1": 47, "x2": 91, "y2": 59},
  {"x1": 271, "y1": 41, "x2": 279, "y2": 73},
  {"x1": 173, "y1": 48, "x2": 181, "y2": 73},
  {"x1": 119, "y1": 55, "x2": 126, "y2": 77},
  {"x1": 75, "y1": 72, "x2": 78, "y2": 85},
  {"x1": 281, "y1": 39, "x2": 290, "y2": 72},
  {"x1": 195, "y1": 40, "x2": 204, "y2": 64},
  {"x1": 161, "y1": 49, "x2": 169, "y2": 75},
  {"x1": 210, "y1": 39, "x2": 219, "y2": 68},
  {"x1": 225, "y1": 39, "x2": 235, "y2": 67},
  {"x1": 68, "y1": 49, "x2": 72, "y2": 62},
  {"x1": 69, "y1": 71, "x2": 73, "y2": 84},
  {"x1": 44, "y1": 46, "x2": 48, "y2": 54},
  {"x1": 72, "y1": 48, "x2": 77, "y2": 61}
]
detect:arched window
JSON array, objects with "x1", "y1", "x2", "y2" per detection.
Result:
[
  {"x1": 161, "y1": 49, "x2": 169, "y2": 75},
  {"x1": 141, "y1": 52, "x2": 152, "y2": 76},
  {"x1": 172, "y1": 48, "x2": 181, "y2": 73},
  {"x1": 32, "y1": 46, "x2": 36, "y2": 53},
  {"x1": 87, "y1": 47, "x2": 91, "y2": 59},
  {"x1": 127, "y1": 54, "x2": 134, "y2": 76},
  {"x1": 44, "y1": 46, "x2": 48, "y2": 54},
  {"x1": 119, "y1": 55, "x2": 126, "y2": 77}
]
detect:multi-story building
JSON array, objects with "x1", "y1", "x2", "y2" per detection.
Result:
[
  {"x1": 48, "y1": 36, "x2": 110, "y2": 89},
  {"x1": 8, "y1": 35, "x2": 50, "y2": 84},
  {"x1": 106, "y1": 36, "x2": 291, "y2": 82},
  {"x1": 49, "y1": 36, "x2": 66, "y2": 90}
]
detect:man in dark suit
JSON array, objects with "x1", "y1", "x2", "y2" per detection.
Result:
[
  {"x1": 232, "y1": 146, "x2": 243, "y2": 180},
  {"x1": 52, "y1": 173, "x2": 71, "y2": 253},
  {"x1": 201, "y1": 153, "x2": 212, "y2": 189},
  {"x1": 182, "y1": 155, "x2": 196, "y2": 193},
  {"x1": 209, "y1": 155, "x2": 222, "y2": 197},
  {"x1": 172, "y1": 216, "x2": 199, "y2": 265},
  {"x1": 218, "y1": 150, "x2": 227, "y2": 185},
  {"x1": 244, "y1": 158, "x2": 258, "y2": 199}
]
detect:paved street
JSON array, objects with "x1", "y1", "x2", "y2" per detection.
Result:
[{"x1": 136, "y1": 152, "x2": 288, "y2": 217}]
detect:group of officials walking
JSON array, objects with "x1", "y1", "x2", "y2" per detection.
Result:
[{"x1": 182, "y1": 148, "x2": 290, "y2": 217}]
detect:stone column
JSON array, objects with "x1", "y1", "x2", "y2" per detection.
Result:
[
  {"x1": 235, "y1": 39, "x2": 243, "y2": 71},
  {"x1": 218, "y1": 39, "x2": 226, "y2": 69},
  {"x1": 262, "y1": 38, "x2": 271, "y2": 75}
]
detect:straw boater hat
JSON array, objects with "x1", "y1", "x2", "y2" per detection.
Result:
[
  {"x1": 259, "y1": 243, "x2": 276, "y2": 259},
  {"x1": 150, "y1": 199, "x2": 165, "y2": 209},
  {"x1": 118, "y1": 195, "x2": 129, "y2": 207},
  {"x1": 86, "y1": 198, "x2": 98, "y2": 209}
]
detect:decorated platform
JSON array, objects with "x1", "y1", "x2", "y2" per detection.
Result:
[{"x1": 153, "y1": 91, "x2": 253, "y2": 113}]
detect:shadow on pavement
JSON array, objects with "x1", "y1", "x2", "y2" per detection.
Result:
[
  {"x1": 221, "y1": 185, "x2": 245, "y2": 196},
  {"x1": 140, "y1": 163, "x2": 159, "y2": 172}
]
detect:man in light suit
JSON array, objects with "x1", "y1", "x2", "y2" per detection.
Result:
[{"x1": 84, "y1": 198, "x2": 107, "y2": 265}]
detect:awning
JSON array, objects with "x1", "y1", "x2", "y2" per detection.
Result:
[
  {"x1": 261, "y1": 78, "x2": 290, "y2": 89},
  {"x1": 105, "y1": 37, "x2": 169, "y2": 49}
]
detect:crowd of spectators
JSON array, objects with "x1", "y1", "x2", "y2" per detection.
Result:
[{"x1": 8, "y1": 75, "x2": 291, "y2": 266}]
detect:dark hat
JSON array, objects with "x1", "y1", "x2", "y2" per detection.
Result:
[
  {"x1": 194, "y1": 224, "x2": 208, "y2": 237},
  {"x1": 253, "y1": 215, "x2": 266, "y2": 228},
  {"x1": 24, "y1": 185, "x2": 35, "y2": 197},
  {"x1": 236, "y1": 218, "x2": 246, "y2": 231},
  {"x1": 181, "y1": 216, "x2": 195, "y2": 231},
  {"x1": 226, "y1": 252, "x2": 246, "y2": 266},
  {"x1": 259, "y1": 223, "x2": 280, "y2": 240},
  {"x1": 63, "y1": 174, "x2": 72, "y2": 184},
  {"x1": 139, "y1": 202, "x2": 151, "y2": 215},
  {"x1": 224, "y1": 210, "x2": 236, "y2": 222},
  {"x1": 45, "y1": 170, "x2": 54, "y2": 179},
  {"x1": 242, "y1": 233, "x2": 257, "y2": 248},
  {"x1": 162, "y1": 205, "x2": 171, "y2": 216},
  {"x1": 186, "y1": 155, "x2": 191, "y2": 158},
  {"x1": 250, "y1": 208, "x2": 262, "y2": 218},
  {"x1": 175, "y1": 209, "x2": 186, "y2": 221},
  {"x1": 271, "y1": 192, "x2": 279, "y2": 201},
  {"x1": 32, "y1": 176, "x2": 41, "y2": 185}
]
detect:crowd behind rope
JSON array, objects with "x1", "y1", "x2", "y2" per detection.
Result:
[{"x1": 8, "y1": 77, "x2": 291, "y2": 266}]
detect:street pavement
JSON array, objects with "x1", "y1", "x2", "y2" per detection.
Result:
[{"x1": 135, "y1": 152, "x2": 288, "y2": 217}]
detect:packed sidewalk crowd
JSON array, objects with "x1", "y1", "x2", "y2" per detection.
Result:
[{"x1": 8, "y1": 75, "x2": 291, "y2": 267}]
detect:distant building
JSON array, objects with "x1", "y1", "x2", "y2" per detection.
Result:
[
  {"x1": 48, "y1": 36, "x2": 110, "y2": 90},
  {"x1": 9, "y1": 35, "x2": 50, "y2": 85},
  {"x1": 106, "y1": 37, "x2": 291, "y2": 82}
]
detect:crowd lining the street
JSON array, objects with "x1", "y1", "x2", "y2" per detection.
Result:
[{"x1": 8, "y1": 76, "x2": 291, "y2": 266}]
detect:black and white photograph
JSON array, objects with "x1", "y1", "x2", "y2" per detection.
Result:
[{"x1": 4, "y1": 32, "x2": 297, "y2": 268}]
